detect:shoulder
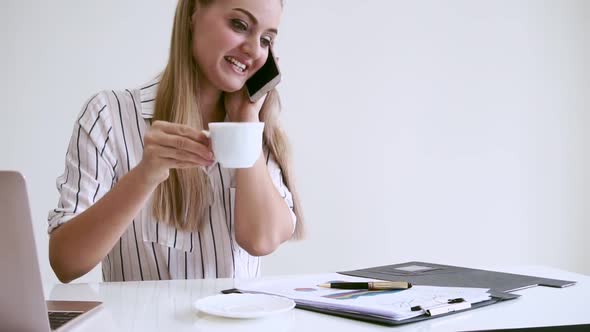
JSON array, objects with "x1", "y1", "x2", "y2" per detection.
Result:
[
  {"x1": 71, "y1": 89, "x2": 134, "y2": 145},
  {"x1": 74, "y1": 78, "x2": 160, "y2": 133},
  {"x1": 75, "y1": 91, "x2": 114, "y2": 133},
  {"x1": 100, "y1": 78, "x2": 161, "y2": 121}
]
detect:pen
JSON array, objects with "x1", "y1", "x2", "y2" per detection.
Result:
[
  {"x1": 411, "y1": 298, "x2": 466, "y2": 312},
  {"x1": 317, "y1": 281, "x2": 412, "y2": 290}
]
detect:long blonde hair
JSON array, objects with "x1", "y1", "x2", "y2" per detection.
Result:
[{"x1": 152, "y1": 0, "x2": 304, "y2": 239}]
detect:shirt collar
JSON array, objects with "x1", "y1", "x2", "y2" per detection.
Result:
[{"x1": 139, "y1": 78, "x2": 160, "y2": 119}]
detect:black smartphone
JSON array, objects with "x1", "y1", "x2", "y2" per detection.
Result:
[{"x1": 246, "y1": 47, "x2": 281, "y2": 102}]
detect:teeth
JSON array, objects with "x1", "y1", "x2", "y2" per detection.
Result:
[{"x1": 226, "y1": 57, "x2": 246, "y2": 72}]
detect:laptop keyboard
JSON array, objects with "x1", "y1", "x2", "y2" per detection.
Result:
[{"x1": 48, "y1": 311, "x2": 83, "y2": 330}]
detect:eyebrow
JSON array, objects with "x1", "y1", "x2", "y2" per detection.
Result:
[{"x1": 232, "y1": 8, "x2": 278, "y2": 35}]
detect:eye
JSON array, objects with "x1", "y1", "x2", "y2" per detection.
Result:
[
  {"x1": 261, "y1": 36, "x2": 273, "y2": 48},
  {"x1": 230, "y1": 19, "x2": 248, "y2": 32}
]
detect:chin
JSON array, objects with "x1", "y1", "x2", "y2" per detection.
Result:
[
  {"x1": 224, "y1": 85, "x2": 244, "y2": 93},
  {"x1": 217, "y1": 80, "x2": 245, "y2": 93}
]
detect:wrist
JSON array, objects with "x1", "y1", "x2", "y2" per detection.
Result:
[{"x1": 132, "y1": 162, "x2": 168, "y2": 189}]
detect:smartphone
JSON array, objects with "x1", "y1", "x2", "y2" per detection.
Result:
[{"x1": 246, "y1": 47, "x2": 281, "y2": 102}]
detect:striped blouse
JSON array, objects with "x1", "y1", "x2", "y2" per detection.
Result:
[{"x1": 48, "y1": 79, "x2": 296, "y2": 281}]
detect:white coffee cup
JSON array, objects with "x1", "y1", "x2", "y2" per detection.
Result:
[{"x1": 202, "y1": 122, "x2": 265, "y2": 168}]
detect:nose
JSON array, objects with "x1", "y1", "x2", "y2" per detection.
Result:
[{"x1": 240, "y1": 35, "x2": 265, "y2": 61}]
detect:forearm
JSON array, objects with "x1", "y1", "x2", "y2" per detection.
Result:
[
  {"x1": 49, "y1": 165, "x2": 158, "y2": 283},
  {"x1": 234, "y1": 153, "x2": 294, "y2": 256}
]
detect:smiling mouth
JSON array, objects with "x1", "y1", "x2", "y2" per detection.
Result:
[{"x1": 224, "y1": 56, "x2": 247, "y2": 73}]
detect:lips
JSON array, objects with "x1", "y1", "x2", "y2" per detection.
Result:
[{"x1": 224, "y1": 56, "x2": 248, "y2": 73}]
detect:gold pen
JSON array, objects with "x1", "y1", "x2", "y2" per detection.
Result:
[{"x1": 317, "y1": 281, "x2": 412, "y2": 290}]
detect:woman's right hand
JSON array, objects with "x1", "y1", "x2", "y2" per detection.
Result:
[{"x1": 136, "y1": 120, "x2": 214, "y2": 185}]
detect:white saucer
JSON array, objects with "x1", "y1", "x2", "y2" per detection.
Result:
[{"x1": 193, "y1": 293, "x2": 295, "y2": 319}]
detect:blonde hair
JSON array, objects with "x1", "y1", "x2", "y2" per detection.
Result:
[{"x1": 152, "y1": 0, "x2": 304, "y2": 239}]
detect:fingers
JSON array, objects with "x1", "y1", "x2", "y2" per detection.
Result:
[
  {"x1": 149, "y1": 145, "x2": 213, "y2": 167},
  {"x1": 143, "y1": 121, "x2": 216, "y2": 171},
  {"x1": 152, "y1": 121, "x2": 210, "y2": 146},
  {"x1": 153, "y1": 121, "x2": 211, "y2": 145},
  {"x1": 146, "y1": 121, "x2": 213, "y2": 158},
  {"x1": 149, "y1": 130, "x2": 213, "y2": 160},
  {"x1": 139, "y1": 121, "x2": 217, "y2": 181},
  {"x1": 161, "y1": 158, "x2": 207, "y2": 170}
]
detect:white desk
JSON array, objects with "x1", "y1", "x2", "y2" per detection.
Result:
[{"x1": 49, "y1": 266, "x2": 590, "y2": 332}]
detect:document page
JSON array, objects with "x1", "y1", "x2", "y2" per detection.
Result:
[{"x1": 237, "y1": 273, "x2": 491, "y2": 321}]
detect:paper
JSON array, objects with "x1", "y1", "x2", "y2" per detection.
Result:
[{"x1": 236, "y1": 273, "x2": 491, "y2": 321}]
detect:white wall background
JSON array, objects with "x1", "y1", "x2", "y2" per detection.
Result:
[{"x1": 1, "y1": 0, "x2": 588, "y2": 293}]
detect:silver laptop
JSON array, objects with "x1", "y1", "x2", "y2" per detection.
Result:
[{"x1": 0, "y1": 171, "x2": 102, "y2": 331}]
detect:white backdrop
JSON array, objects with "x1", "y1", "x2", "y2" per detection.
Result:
[{"x1": 1, "y1": 0, "x2": 588, "y2": 293}]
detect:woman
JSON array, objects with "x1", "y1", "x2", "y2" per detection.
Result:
[{"x1": 48, "y1": 0, "x2": 303, "y2": 283}]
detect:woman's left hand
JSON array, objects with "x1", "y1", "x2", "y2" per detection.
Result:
[{"x1": 224, "y1": 87, "x2": 267, "y2": 123}]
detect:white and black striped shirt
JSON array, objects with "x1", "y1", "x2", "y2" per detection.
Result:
[{"x1": 48, "y1": 79, "x2": 296, "y2": 281}]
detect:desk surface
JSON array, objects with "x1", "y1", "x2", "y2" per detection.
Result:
[{"x1": 49, "y1": 266, "x2": 590, "y2": 332}]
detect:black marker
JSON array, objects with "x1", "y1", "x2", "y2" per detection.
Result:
[{"x1": 318, "y1": 281, "x2": 412, "y2": 290}]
